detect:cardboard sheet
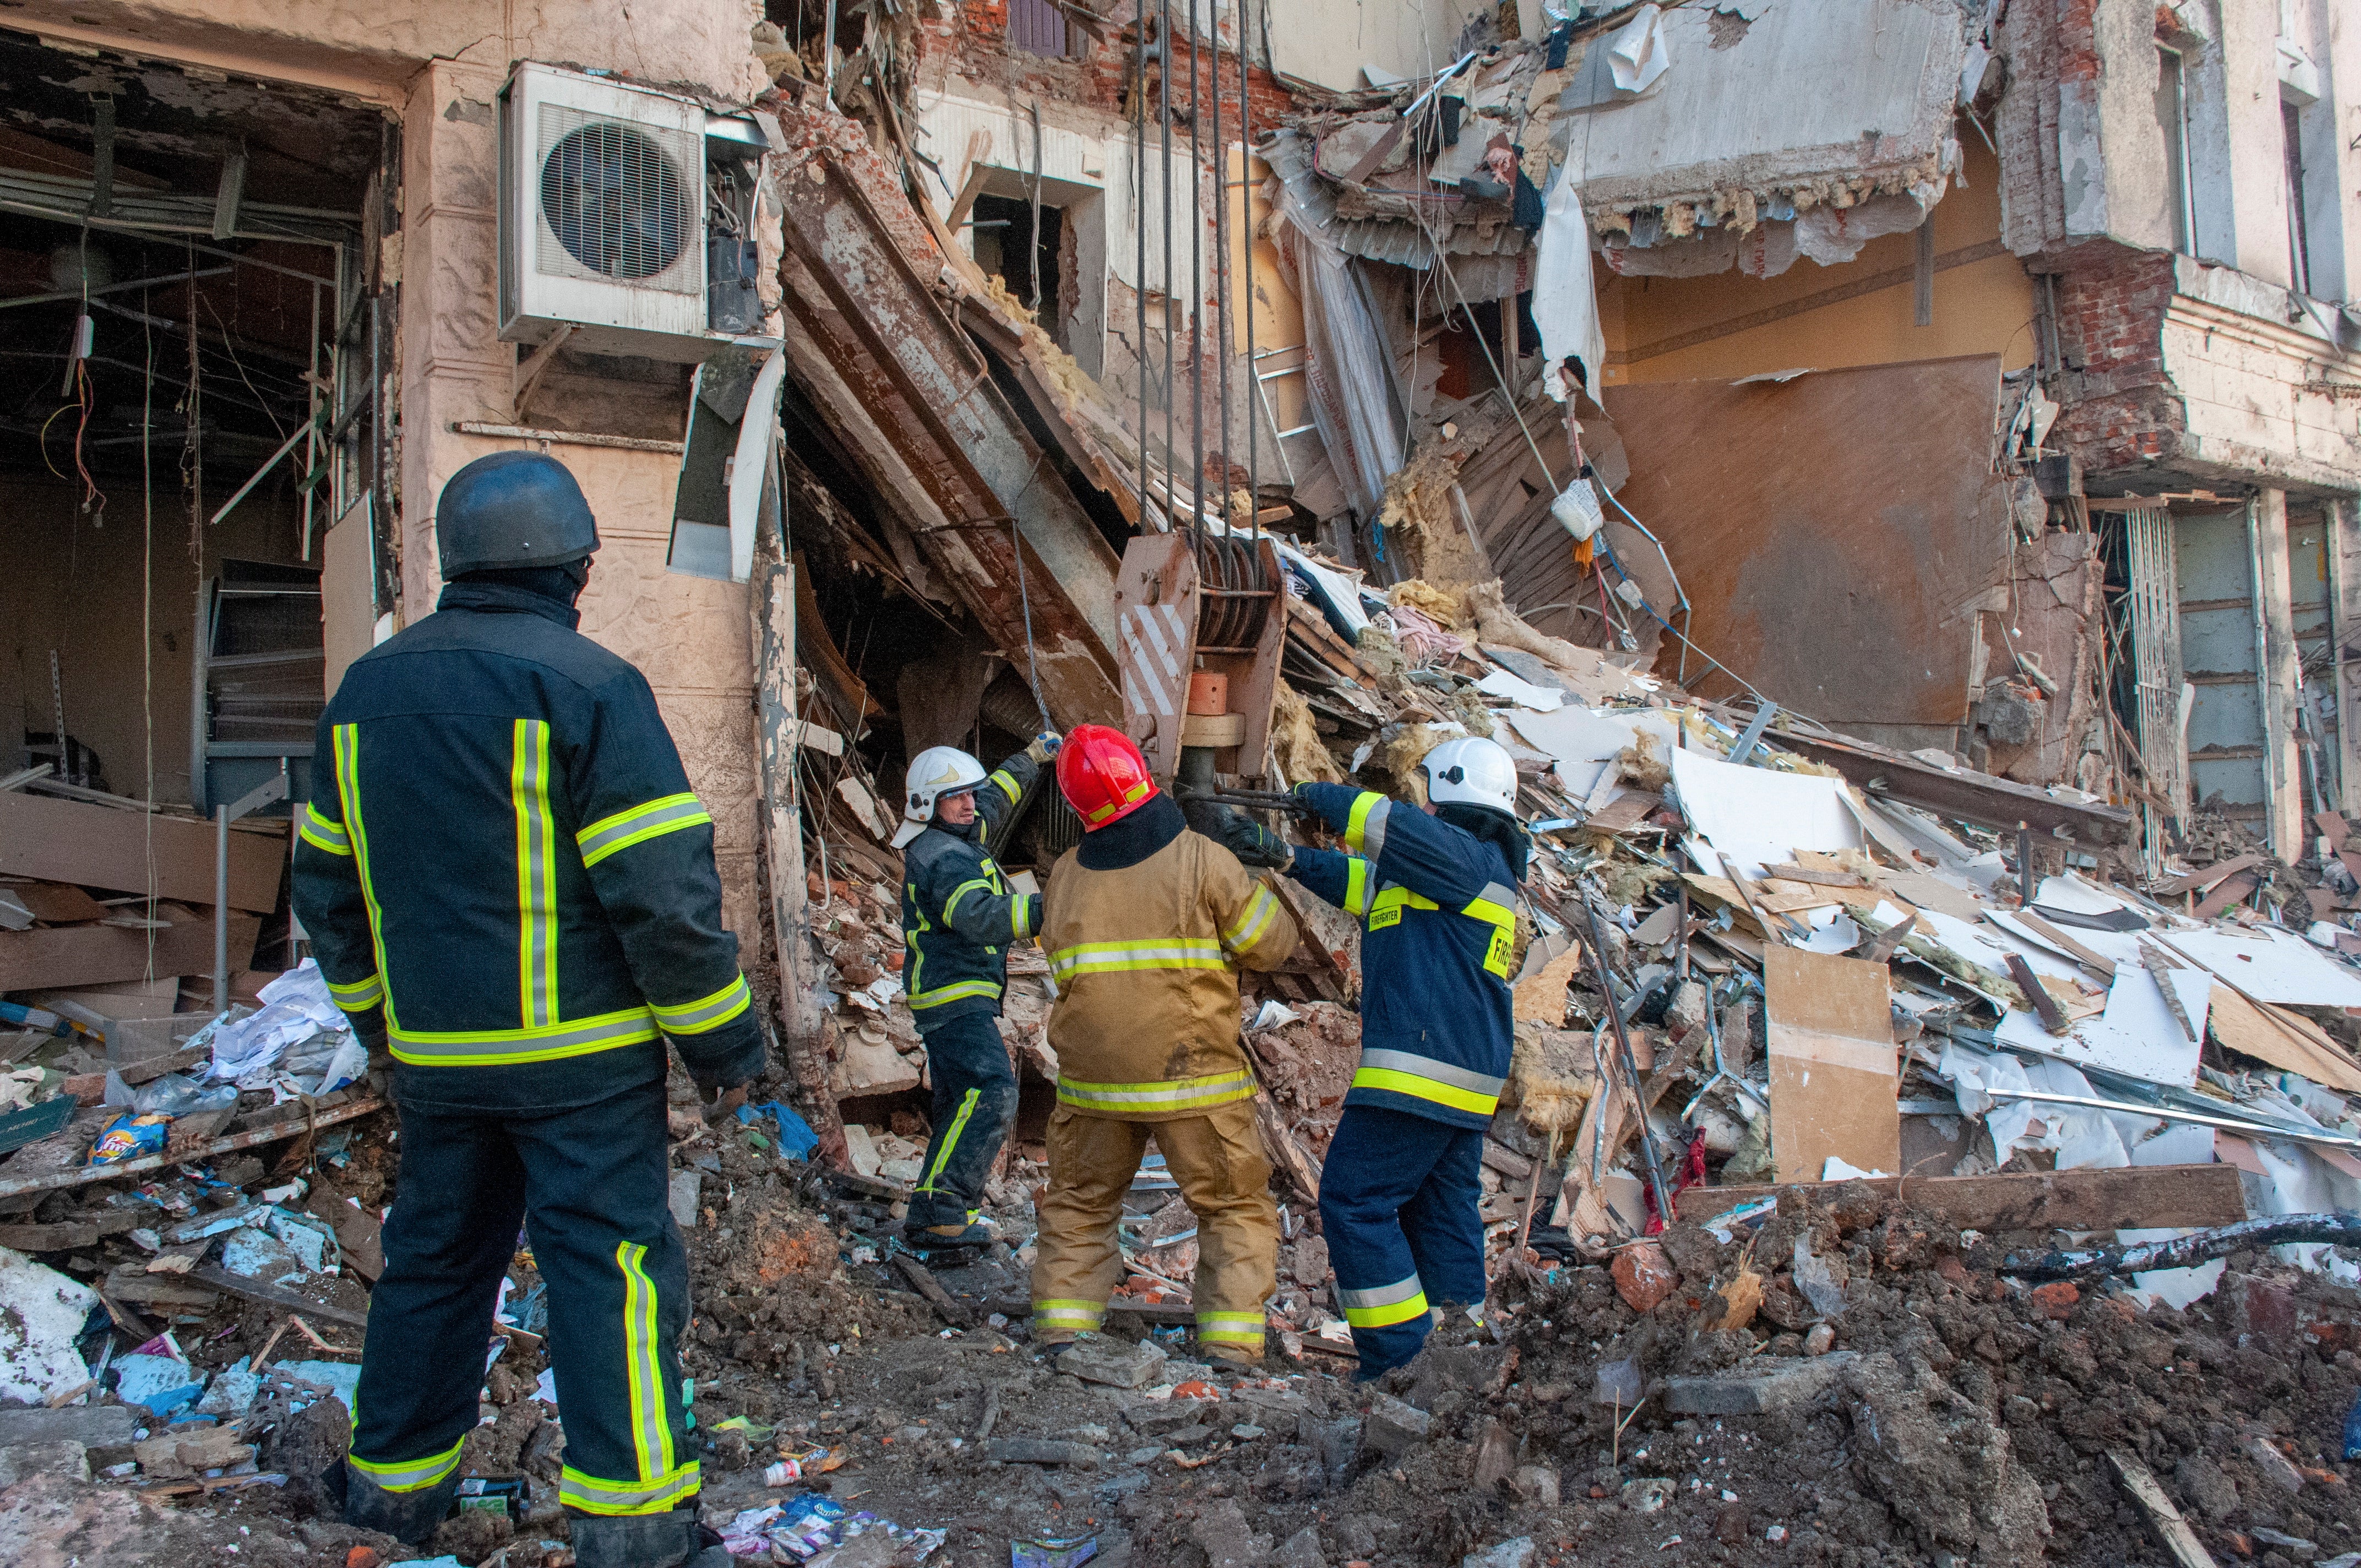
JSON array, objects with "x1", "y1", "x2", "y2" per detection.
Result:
[
  {"x1": 1671, "y1": 747, "x2": 1860, "y2": 879},
  {"x1": 2205, "y1": 984, "x2": 2361, "y2": 1092},
  {"x1": 1765, "y1": 947, "x2": 1897, "y2": 1183}
]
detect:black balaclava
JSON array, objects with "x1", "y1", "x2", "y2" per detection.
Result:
[{"x1": 1434, "y1": 801, "x2": 1529, "y2": 883}]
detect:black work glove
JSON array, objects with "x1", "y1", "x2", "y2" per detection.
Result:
[{"x1": 1216, "y1": 807, "x2": 1294, "y2": 871}]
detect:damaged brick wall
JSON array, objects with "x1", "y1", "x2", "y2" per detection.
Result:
[
  {"x1": 922, "y1": 2, "x2": 1294, "y2": 130},
  {"x1": 2048, "y1": 244, "x2": 2184, "y2": 483}
]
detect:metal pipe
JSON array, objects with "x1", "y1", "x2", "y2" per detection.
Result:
[
  {"x1": 1581, "y1": 899, "x2": 1677, "y2": 1227},
  {"x1": 213, "y1": 803, "x2": 229, "y2": 1014}
]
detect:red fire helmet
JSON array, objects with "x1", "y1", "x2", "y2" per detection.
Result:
[{"x1": 1057, "y1": 723, "x2": 1158, "y2": 830}]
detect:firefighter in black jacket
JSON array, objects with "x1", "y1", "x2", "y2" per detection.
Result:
[
  {"x1": 890, "y1": 738, "x2": 1055, "y2": 1250},
  {"x1": 293, "y1": 451, "x2": 763, "y2": 1568}
]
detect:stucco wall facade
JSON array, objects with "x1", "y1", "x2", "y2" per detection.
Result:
[{"x1": 13, "y1": 0, "x2": 774, "y2": 937}]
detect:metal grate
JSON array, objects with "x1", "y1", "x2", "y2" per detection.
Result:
[
  {"x1": 2125, "y1": 505, "x2": 2186, "y2": 874},
  {"x1": 536, "y1": 105, "x2": 696, "y2": 287}
]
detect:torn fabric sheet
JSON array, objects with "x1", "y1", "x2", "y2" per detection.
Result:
[{"x1": 1534, "y1": 173, "x2": 1607, "y2": 405}]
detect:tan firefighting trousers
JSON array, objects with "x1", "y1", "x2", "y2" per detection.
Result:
[{"x1": 1030, "y1": 1095, "x2": 1279, "y2": 1363}]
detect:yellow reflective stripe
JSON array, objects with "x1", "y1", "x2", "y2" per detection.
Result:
[
  {"x1": 1033, "y1": 1299, "x2": 1105, "y2": 1330},
  {"x1": 908, "y1": 979, "x2": 1003, "y2": 1010},
  {"x1": 560, "y1": 1461, "x2": 700, "y2": 1516},
  {"x1": 1056, "y1": 1069, "x2": 1255, "y2": 1113},
  {"x1": 1222, "y1": 885, "x2": 1280, "y2": 953},
  {"x1": 918, "y1": 1088, "x2": 981, "y2": 1195},
  {"x1": 1196, "y1": 1310, "x2": 1266, "y2": 1345},
  {"x1": 650, "y1": 974, "x2": 750, "y2": 1036},
  {"x1": 349, "y1": 1438, "x2": 463, "y2": 1493},
  {"x1": 334, "y1": 723, "x2": 398, "y2": 1029},
  {"x1": 617, "y1": 1240, "x2": 673, "y2": 1481},
  {"x1": 1046, "y1": 938, "x2": 1226, "y2": 983},
  {"x1": 298, "y1": 802, "x2": 350, "y2": 856},
  {"x1": 1461, "y1": 895, "x2": 1517, "y2": 978},
  {"x1": 1344, "y1": 792, "x2": 1390, "y2": 859},
  {"x1": 943, "y1": 878, "x2": 995, "y2": 920},
  {"x1": 988, "y1": 769, "x2": 1021, "y2": 802},
  {"x1": 1339, "y1": 1275, "x2": 1430, "y2": 1330},
  {"x1": 1371, "y1": 885, "x2": 1439, "y2": 918},
  {"x1": 1081, "y1": 778, "x2": 1155, "y2": 826},
  {"x1": 1351, "y1": 1065, "x2": 1500, "y2": 1118},
  {"x1": 387, "y1": 1006, "x2": 659, "y2": 1066},
  {"x1": 326, "y1": 972, "x2": 385, "y2": 1011},
  {"x1": 1012, "y1": 894, "x2": 1033, "y2": 940},
  {"x1": 578, "y1": 792, "x2": 711, "y2": 867},
  {"x1": 1342, "y1": 857, "x2": 1370, "y2": 917},
  {"x1": 512, "y1": 720, "x2": 557, "y2": 1029}
]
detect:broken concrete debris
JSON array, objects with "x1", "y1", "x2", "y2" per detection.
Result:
[{"x1": 2, "y1": 0, "x2": 2359, "y2": 1565}]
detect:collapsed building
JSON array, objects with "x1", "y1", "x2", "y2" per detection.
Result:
[{"x1": 2, "y1": 1, "x2": 2361, "y2": 1565}]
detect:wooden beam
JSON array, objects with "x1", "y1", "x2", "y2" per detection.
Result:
[
  {"x1": 1674, "y1": 1163, "x2": 2248, "y2": 1232},
  {"x1": 1772, "y1": 728, "x2": 2136, "y2": 846},
  {"x1": 0, "y1": 1093, "x2": 384, "y2": 1200},
  {"x1": 2109, "y1": 1450, "x2": 2218, "y2": 1568},
  {"x1": 187, "y1": 1265, "x2": 368, "y2": 1330}
]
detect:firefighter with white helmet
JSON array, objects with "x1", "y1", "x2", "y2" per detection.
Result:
[
  {"x1": 1223, "y1": 734, "x2": 1528, "y2": 1376},
  {"x1": 892, "y1": 733, "x2": 1058, "y2": 1251}
]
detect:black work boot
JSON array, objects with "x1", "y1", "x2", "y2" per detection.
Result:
[
  {"x1": 338, "y1": 1460, "x2": 463, "y2": 1546},
  {"x1": 572, "y1": 1506, "x2": 708, "y2": 1568}
]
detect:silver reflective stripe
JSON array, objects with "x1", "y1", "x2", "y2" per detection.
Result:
[
  {"x1": 1056, "y1": 1071, "x2": 1252, "y2": 1107},
  {"x1": 651, "y1": 976, "x2": 748, "y2": 1033},
  {"x1": 1472, "y1": 882, "x2": 1519, "y2": 917},
  {"x1": 389, "y1": 1009, "x2": 657, "y2": 1061},
  {"x1": 1336, "y1": 1273, "x2": 1423, "y2": 1311},
  {"x1": 1358, "y1": 797, "x2": 1392, "y2": 863},
  {"x1": 1357, "y1": 1048, "x2": 1507, "y2": 1097},
  {"x1": 577, "y1": 794, "x2": 709, "y2": 864}
]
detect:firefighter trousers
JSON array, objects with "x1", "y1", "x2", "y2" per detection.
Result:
[
  {"x1": 1319, "y1": 1103, "x2": 1487, "y2": 1377},
  {"x1": 1030, "y1": 1096, "x2": 1277, "y2": 1360},
  {"x1": 905, "y1": 1012, "x2": 1018, "y2": 1231},
  {"x1": 348, "y1": 1075, "x2": 699, "y2": 1520}
]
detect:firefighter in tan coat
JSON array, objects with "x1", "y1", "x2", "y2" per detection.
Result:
[{"x1": 1031, "y1": 725, "x2": 1299, "y2": 1366}]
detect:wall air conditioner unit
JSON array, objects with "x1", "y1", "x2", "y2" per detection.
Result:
[{"x1": 499, "y1": 62, "x2": 722, "y2": 362}]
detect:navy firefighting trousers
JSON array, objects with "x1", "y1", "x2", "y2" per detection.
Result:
[
  {"x1": 348, "y1": 1077, "x2": 698, "y2": 1518},
  {"x1": 905, "y1": 1012, "x2": 1018, "y2": 1231},
  {"x1": 1318, "y1": 1103, "x2": 1487, "y2": 1376}
]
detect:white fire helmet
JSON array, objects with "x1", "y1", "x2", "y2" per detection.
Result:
[
  {"x1": 891, "y1": 746, "x2": 988, "y2": 848},
  {"x1": 1420, "y1": 735, "x2": 1518, "y2": 814}
]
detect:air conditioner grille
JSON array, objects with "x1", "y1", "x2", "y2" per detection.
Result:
[{"x1": 535, "y1": 104, "x2": 698, "y2": 290}]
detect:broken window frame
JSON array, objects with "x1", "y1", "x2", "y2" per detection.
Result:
[
  {"x1": 1008, "y1": 0, "x2": 1081, "y2": 60},
  {"x1": 2155, "y1": 46, "x2": 2196, "y2": 257}
]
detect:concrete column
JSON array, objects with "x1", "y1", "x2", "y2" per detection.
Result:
[
  {"x1": 2255, "y1": 489, "x2": 2306, "y2": 857},
  {"x1": 2331, "y1": 497, "x2": 2361, "y2": 819}
]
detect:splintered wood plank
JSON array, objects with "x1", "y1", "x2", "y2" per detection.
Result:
[{"x1": 1676, "y1": 1163, "x2": 2249, "y2": 1231}]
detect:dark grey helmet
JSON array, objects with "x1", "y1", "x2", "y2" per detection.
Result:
[{"x1": 435, "y1": 451, "x2": 600, "y2": 577}]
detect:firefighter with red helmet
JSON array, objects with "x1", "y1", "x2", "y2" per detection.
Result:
[{"x1": 1030, "y1": 725, "x2": 1299, "y2": 1365}]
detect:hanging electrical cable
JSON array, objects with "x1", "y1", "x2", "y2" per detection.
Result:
[
  {"x1": 1133, "y1": 6, "x2": 1152, "y2": 531},
  {"x1": 1207, "y1": 0, "x2": 1231, "y2": 535},
  {"x1": 1158, "y1": 0, "x2": 1181, "y2": 563},
  {"x1": 1236, "y1": 0, "x2": 1256, "y2": 543},
  {"x1": 1185, "y1": 0, "x2": 1204, "y2": 551}
]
